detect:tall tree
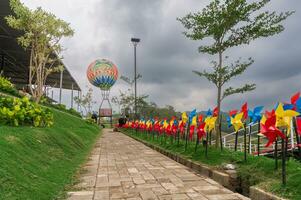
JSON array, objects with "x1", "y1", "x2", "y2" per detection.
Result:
[
  {"x1": 74, "y1": 88, "x2": 93, "y2": 116},
  {"x1": 178, "y1": 0, "x2": 293, "y2": 147},
  {"x1": 6, "y1": 0, "x2": 74, "y2": 102}
]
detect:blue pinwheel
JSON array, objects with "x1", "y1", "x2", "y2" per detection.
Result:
[
  {"x1": 248, "y1": 106, "x2": 264, "y2": 125},
  {"x1": 206, "y1": 109, "x2": 212, "y2": 116},
  {"x1": 189, "y1": 109, "x2": 197, "y2": 123}
]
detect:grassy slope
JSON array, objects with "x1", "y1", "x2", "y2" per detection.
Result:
[
  {"x1": 122, "y1": 129, "x2": 301, "y2": 200},
  {"x1": 0, "y1": 109, "x2": 100, "y2": 200}
]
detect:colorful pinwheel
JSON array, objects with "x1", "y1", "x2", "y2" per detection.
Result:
[
  {"x1": 189, "y1": 116, "x2": 197, "y2": 139},
  {"x1": 230, "y1": 112, "x2": 244, "y2": 132},
  {"x1": 275, "y1": 102, "x2": 299, "y2": 131},
  {"x1": 248, "y1": 106, "x2": 264, "y2": 125},
  {"x1": 197, "y1": 122, "x2": 206, "y2": 140},
  {"x1": 241, "y1": 102, "x2": 248, "y2": 120},
  {"x1": 227, "y1": 110, "x2": 238, "y2": 127},
  {"x1": 182, "y1": 112, "x2": 188, "y2": 124},
  {"x1": 204, "y1": 116, "x2": 217, "y2": 132},
  {"x1": 260, "y1": 115, "x2": 286, "y2": 147}
]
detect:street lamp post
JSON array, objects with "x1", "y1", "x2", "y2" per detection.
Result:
[{"x1": 131, "y1": 38, "x2": 140, "y2": 121}]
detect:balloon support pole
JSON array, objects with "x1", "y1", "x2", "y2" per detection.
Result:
[{"x1": 99, "y1": 90, "x2": 113, "y2": 128}]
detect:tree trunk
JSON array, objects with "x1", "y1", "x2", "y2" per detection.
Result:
[{"x1": 215, "y1": 50, "x2": 223, "y2": 148}]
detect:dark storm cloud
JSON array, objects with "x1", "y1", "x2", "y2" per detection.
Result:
[{"x1": 22, "y1": 0, "x2": 301, "y2": 112}]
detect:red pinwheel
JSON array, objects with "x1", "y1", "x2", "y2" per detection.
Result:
[
  {"x1": 241, "y1": 102, "x2": 248, "y2": 120},
  {"x1": 189, "y1": 125, "x2": 195, "y2": 140},
  {"x1": 291, "y1": 92, "x2": 300, "y2": 105},
  {"x1": 260, "y1": 115, "x2": 286, "y2": 147},
  {"x1": 213, "y1": 107, "x2": 219, "y2": 117},
  {"x1": 179, "y1": 121, "x2": 185, "y2": 135},
  {"x1": 229, "y1": 110, "x2": 238, "y2": 117},
  {"x1": 296, "y1": 117, "x2": 301, "y2": 136},
  {"x1": 265, "y1": 109, "x2": 275, "y2": 118},
  {"x1": 197, "y1": 122, "x2": 206, "y2": 140}
]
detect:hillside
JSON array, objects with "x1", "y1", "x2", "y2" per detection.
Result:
[{"x1": 0, "y1": 108, "x2": 101, "y2": 199}]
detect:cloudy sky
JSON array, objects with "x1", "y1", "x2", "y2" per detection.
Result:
[{"x1": 21, "y1": 0, "x2": 301, "y2": 113}]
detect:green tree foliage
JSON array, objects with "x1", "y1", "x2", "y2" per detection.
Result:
[
  {"x1": 112, "y1": 90, "x2": 180, "y2": 120},
  {"x1": 178, "y1": 0, "x2": 293, "y2": 146},
  {"x1": 5, "y1": 0, "x2": 74, "y2": 103},
  {"x1": 74, "y1": 88, "x2": 94, "y2": 116}
]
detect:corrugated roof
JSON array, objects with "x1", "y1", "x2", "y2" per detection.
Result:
[{"x1": 0, "y1": 0, "x2": 81, "y2": 91}]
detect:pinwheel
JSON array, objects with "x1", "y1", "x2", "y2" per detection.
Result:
[
  {"x1": 230, "y1": 112, "x2": 244, "y2": 132},
  {"x1": 247, "y1": 106, "x2": 263, "y2": 156},
  {"x1": 195, "y1": 122, "x2": 206, "y2": 152},
  {"x1": 296, "y1": 117, "x2": 301, "y2": 136},
  {"x1": 198, "y1": 114, "x2": 203, "y2": 124},
  {"x1": 178, "y1": 120, "x2": 185, "y2": 135},
  {"x1": 197, "y1": 122, "x2": 206, "y2": 140},
  {"x1": 213, "y1": 106, "x2": 219, "y2": 117},
  {"x1": 241, "y1": 102, "x2": 248, "y2": 120},
  {"x1": 182, "y1": 112, "x2": 188, "y2": 124},
  {"x1": 261, "y1": 115, "x2": 286, "y2": 147},
  {"x1": 189, "y1": 116, "x2": 197, "y2": 140},
  {"x1": 248, "y1": 106, "x2": 264, "y2": 125},
  {"x1": 227, "y1": 110, "x2": 238, "y2": 127},
  {"x1": 185, "y1": 109, "x2": 197, "y2": 151},
  {"x1": 204, "y1": 116, "x2": 217, "y2": 132},
  {"x1": 171, "y1": 119, "x2": 178, "y2": 135},
  {"x1": 206, "y1": 109, "x2": 213, "y2": 116},
  {"x1": 275, "y1": 103, "x2": 299, "y2": 131},
  {"x1": 189, "y1": 109, "x2": 197, "y2": 122}
]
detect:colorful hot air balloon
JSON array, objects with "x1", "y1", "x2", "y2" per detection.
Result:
[{"x1": 87, "y1": 59, "x2": 118, "y2": 91}]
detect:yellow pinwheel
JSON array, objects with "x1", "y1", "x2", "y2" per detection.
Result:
[
  {"x1": 275, "y1": 103, "x2": 299, "y2": 132},
  {"x1": 182, "y1": 112, "x2": 188, "y2": 124},
  {"x1": 230, "y1": 112, "x2": 244, "y2": 132},
  {"x1": 163, "y1": 119, "x2": 169, "y2": 129},
  {"x1": 204, "y1": 116, "x2": 217, "y2": 132},
  {"x1": 260, "y1": 114, "x2": 267, "y2": 125},
  {"x1": 191, "y1": 116, "x2": 197, "y2": 126},
  {"x1": 146, "y1": 120, "x2": 152, "y2": 129}
]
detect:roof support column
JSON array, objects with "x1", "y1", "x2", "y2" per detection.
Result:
[
  {"x1": 77, "y1": 90, "x2": 80, "y2": 112},
  {"x1": 71, "y1": 83, "x2": 74, "y2": 109},
  {"x1": 59, "y1": 70, "x2": 63, "y2": 104}
]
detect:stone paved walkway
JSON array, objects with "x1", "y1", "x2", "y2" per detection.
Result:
[{"x1": 67, "y1": 129, "x2": 249, "y2": 200}]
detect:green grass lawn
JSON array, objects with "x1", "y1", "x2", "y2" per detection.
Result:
[
  {"x1": 122, "y1": 129, "x2": 301, "y2": 200},
  {"x1": 0, "y1": 108, "x2": 101, "y2": 200}
]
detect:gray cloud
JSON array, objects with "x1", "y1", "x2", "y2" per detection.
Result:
[{"x1": 21, "y1": 0, "x2": 301, "y2": 113}]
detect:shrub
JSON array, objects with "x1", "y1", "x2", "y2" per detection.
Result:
[
  {"x1": 0, "y1": 96, "x2": 53, "y2": 127},
  {"x1": 0, "y1": 76, "x2": 20, "y2": 97},
  {"x1": 44, "y1": 103, "x2": 82, "y2": 118}
]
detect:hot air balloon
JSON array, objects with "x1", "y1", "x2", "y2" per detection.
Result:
[
  {"x1": 87, "y1": 59, "x2": 119, "y2": 126},
  {"x1": 87, "y1": 59, "x2": 118, "y2": 91}
]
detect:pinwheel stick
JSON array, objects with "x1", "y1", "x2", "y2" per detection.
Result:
[
  {"x1": 244, "y1": 123, "x2": 247, "y2": 162},
  {"x1": 205, "y1": 131, "x2": 209, "y2": 158},
  {"x1": 248, "y1": 125, "x2": 252, "y2": 153},
  {"x1": 281, "y1": 132, "x2": 287, "y2": 186},
  {"x1": 257, "y1": 123, "x2": 260, "y2": 156},
  {"x1": 185, "y1": 122, "x2": 190, "y2": 152},
  {"x1": 275, "y1": 138, "x2": 278, "y2": 170},
  {"x1": 235, "y1": 131, "x2": 238, "y2": 151},
  {"x1": 292, "y1": 118, "x2": 301, "y2": 158},
  {"x1": 195, "y1": 135, "x2": 199, "y2": 152},
  {"x1": 177, "y1": 130, "x2": 180, "y2": 146}
]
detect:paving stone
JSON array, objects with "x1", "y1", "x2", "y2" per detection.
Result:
[{"x1": 66, "y1": 129, "x2": 250, "y2": 200}]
